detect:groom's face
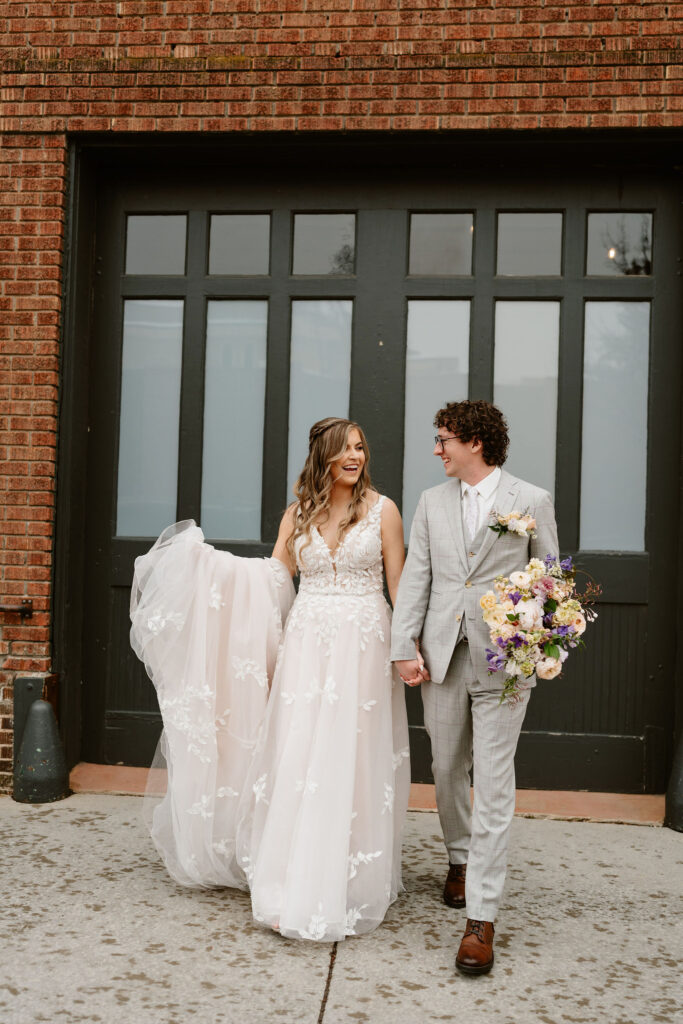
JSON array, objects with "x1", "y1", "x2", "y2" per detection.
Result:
[{"x1": 434, "y1": 428, "x2": 478, "y2": 479}]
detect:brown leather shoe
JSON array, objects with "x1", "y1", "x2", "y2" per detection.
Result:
[
  {"x1": 455, "y1": 918, "x2": 495, "y2": 975},
  {"x1": 443, "y1": 862, "x2": 467, "y2": 908}
]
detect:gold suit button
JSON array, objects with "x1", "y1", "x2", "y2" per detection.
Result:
[
  {"x1": 456, "y1": 615, "x2": 461, "y2": 621},
  {"x1": 465, "y1": 581, "x2": 472, "y2": 588}
]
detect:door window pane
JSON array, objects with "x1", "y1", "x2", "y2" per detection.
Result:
[
  {"x1": 209, "y1": 214, "x2": 270, "y2": 275},
  {"x1": 201, "y1": 301, "x2": 268, "y2": 540},
  {"x1": 408, "y1": 214, "x2": 473, "y2": 275},
  {"x1": 497, "y1": 213, "x2": 562, "y2": 276},
  {"x1": 493, "y1": 302, "x2": 559, "y2": 497},
  {"x1": 287, "y1": 300, "x2": 352, "y2": 496},
  {"x1": 586, "y1": 213, "x2": 652, "y2": 276},
  {"x1": 581, "y1": 302, "x2": 649, "y2": 551},
  {"x1": 116, "y1": 300, "x2": 183, "y2": 535},
  {"x1": 125, "y1": 215, "x2": 187, "y2": 275},
  {"x1": 292, "y1": 214, "x2": 356, "y2": 275},
  {"x1": 402, "y1": 301, "x2": 470, "y2": 537}
]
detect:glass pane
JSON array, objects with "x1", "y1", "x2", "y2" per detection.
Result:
[
  {"x1": 493, "y1": 301, "x2": 559, "y2": 497},
  {"x1": 117, "y1": 300, "x2": 183, "y2": 535},
  {"x1": 409, "y1": 214, "x2": 473, "y2": 275},
  {"x1": 209, "y1": 214, "x2": 270, "y2": 275},
  {"x1": 287, "y1": 300, "x2": 352, "y2": 496},
  {"x1": 586, "y1": 213, "x2": 652, "y2": 276},
  {"x1": 201, "y1": 301, "x2": 268, "y2": 540},
  {"x1": 402, "y1": 301, "x2": 470, "y2": 538},
  {"x1": 581, "y1": 302, "x2": 649, "y2": 551},
  {"x1": 125, "y1": 215, "x2": 187, "y2": 275},
  {"x1": 497, "y1": 213, "x2": 562, "y2": 276},
  {"x1": 292, "y1": 214, "x2": 356, "y2": 275}
]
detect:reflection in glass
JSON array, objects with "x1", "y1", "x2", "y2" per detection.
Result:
[
  {"x1": 581, "y1": 302, "x2": 649, "y2": 551},
  {"x1": 409, "y1": 214, "x2": 473, "y2": 275},
  {"x1": 497, "y1": 213, "x2": 562, "y2": 276},
  {"x1": 117, "y1": 300, "x2": 183, "y2": 535},
  {"x1": 403, "y1": 301, "x2": 470, "y2": 537},
  {"x1": 493, "y1": 301, "x2": 559, "y2": 496},
  {"x1": 201, "y1": 301, "x2": 267, "y2": 540},
  {"x1": 292, "y1": 214, "x2": 356, "y2": 275},
  {"x1": 125, "y1": 215, "x2": 187, "y2": 275},
  {"x1": 586, "y1": 213, "x2": 652, "y2": 276},
  {"x1": 287, "y1": 301, "x2": 352, "y2": 495},
  {"x1": 209, "y1": 214, "x2": 270, "y2": 275}
]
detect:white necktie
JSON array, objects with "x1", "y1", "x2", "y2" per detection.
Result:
[{"x1": 464, "y1": 486, "x2": 479, "y2": 543}]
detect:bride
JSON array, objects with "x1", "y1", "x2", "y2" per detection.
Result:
[{"x1": 130, "y1": 417, "x2": 411, "y2": 941}]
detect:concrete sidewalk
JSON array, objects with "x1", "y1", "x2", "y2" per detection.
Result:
[{"x1": 1, "y1": 794, "x2": 680, "y2": 1024}]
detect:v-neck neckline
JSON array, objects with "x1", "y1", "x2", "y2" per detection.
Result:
[
  {"x1": 313, "y1": 497, "x2": 380, "y2": 563},
  {"x1": 314, "y1": 520, "x2": 358, "y2": 563}
]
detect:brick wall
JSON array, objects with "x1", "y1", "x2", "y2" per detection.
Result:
[{"x1": 0, "y1": 0, "x2": 681, "y2": 789}]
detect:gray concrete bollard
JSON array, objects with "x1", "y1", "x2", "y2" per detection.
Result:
[{"x1": 13, "y1": 699, "x2": 70, "y2": 804}]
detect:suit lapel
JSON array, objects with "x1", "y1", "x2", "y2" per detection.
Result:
[
  {"x1": 444, "y1": 480, "x2": 469, "y2": 575},
  {"x1": 467, "y1": 470, "x2": 520, "y2": 575}
]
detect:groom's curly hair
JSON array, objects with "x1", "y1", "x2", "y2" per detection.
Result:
[{"x1": 434, "y1": 400, "x2": 509, "y2": 467}]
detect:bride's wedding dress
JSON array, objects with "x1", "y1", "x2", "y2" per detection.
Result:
[{"x1": 130, "y1": 496, "x2": 410, "y2": 941}]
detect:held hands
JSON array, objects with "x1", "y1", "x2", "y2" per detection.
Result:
[{"x1": 395, "y1": 647, "x2": 431, "y2": 687}]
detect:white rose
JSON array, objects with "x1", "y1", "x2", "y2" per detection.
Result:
[
  {"x1": 516, "y1": 599, "x2": 544, "y2": 631},
  {"x1": 509, "y1": 571, "x2": 531, "y2": 589}
]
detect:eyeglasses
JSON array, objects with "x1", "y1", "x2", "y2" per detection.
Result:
[{"x1": 434, "y1": 435, "x2": 459, "y2": 451}]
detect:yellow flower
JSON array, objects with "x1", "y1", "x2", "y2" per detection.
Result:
[
  {"x1": 484, "y1": 607, "x2": 509, "y2": 629},
  {"x1": 480, "y1": 591, "x2": 497, "y2": 612}
]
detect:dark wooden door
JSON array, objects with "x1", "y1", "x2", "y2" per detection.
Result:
[{"x1": 80, "y1": 152, "x2": 681, "y2": 791}]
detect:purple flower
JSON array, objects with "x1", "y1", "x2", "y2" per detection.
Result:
[
  {"x1": 509, "y1": 590, "x2": 521, "y2": 606},
  {"x1": 486, "y1": 648, "x2": 506, "y2": 673},
  {"x1": 543, "y1": 613, "x2": 554, "y2": 628},
  {"x1": 560, "y1": 557, "x2": 573, "y2": 571},
  {"x1": 511, "y1": 634, "x2": 525, "y2": 649},
  {"x1": 543, "y1": 554, "x2": 556, "y2": 568}
]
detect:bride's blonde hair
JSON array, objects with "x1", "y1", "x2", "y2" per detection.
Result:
[{"x1": 287, "y1": 417, "x2": 374, "y2": 560}]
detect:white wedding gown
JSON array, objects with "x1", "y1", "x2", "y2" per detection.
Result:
[{"x1": 130, "y1": 496, "x2": 410, "y2": 941}]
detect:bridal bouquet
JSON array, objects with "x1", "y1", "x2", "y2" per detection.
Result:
[{"x1": 481, "y1": 555, "x2": 600, "y2": 705}]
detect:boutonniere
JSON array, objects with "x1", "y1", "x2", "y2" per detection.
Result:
[{"x1": 489, "y1": 509, "x2": 537, "y2": 539}]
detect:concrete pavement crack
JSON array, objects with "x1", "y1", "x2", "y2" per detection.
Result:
[{"x1": 317, "y1": 941, "x2": 338, "y2": 1023}]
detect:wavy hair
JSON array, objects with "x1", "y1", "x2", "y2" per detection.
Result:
[{"x1": 287, "y1": 417, "x2": 374, "y2": 560}]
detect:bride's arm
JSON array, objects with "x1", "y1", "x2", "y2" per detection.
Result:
[
  {"x1": 271, "y1": 504, "x2": 298, "y2": 577},
  {"x1": 380, "y1": 498, "x2": 405, "y2": 608}
]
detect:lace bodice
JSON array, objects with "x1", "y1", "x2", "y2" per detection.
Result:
[{"x1": 295, "y1": 495, "x2": 386, "y2": 597}]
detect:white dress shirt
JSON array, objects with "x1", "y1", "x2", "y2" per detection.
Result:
[{"x1": 461, "y1": 465, "x2": 501, "y2": 541}]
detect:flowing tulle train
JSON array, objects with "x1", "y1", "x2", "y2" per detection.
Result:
[{"x1": 130, "y1": 521, "x2": 294, "y2": 888}]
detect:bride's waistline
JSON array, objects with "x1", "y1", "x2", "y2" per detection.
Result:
[{"x1": 296, "y1": 585, "x2": 385, "y2": 599}]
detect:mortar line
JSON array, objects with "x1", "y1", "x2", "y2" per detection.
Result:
[{"x1": 317, "y1": 941, "x2": 338, "y2": 1024}]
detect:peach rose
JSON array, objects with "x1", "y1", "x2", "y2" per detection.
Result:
[
  {"x1": 536, "y1": 657, "x2": 563, "y2": 680},
  {"x1": 571, "y1": 613, "x2": 587, "y2": 636},
  {"x1": 480, "y1": 591, "x2": 497, "y2": 612}
]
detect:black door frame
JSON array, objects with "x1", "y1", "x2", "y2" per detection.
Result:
[{"x1": 54, "y1": 130, "x2": 683, "y2": 790}]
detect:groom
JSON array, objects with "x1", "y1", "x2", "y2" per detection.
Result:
[{"x1": 391, "y1": 400, "x2": 559, "y2": 975}]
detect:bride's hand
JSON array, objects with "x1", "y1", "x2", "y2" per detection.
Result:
[{"x1": 395, "y1": 658, "x2": 426, "y2": 687}]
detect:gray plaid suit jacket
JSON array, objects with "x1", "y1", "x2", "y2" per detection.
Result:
[{"x1": 391, "y1": 469, "x2": 560, "y2": 685}]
